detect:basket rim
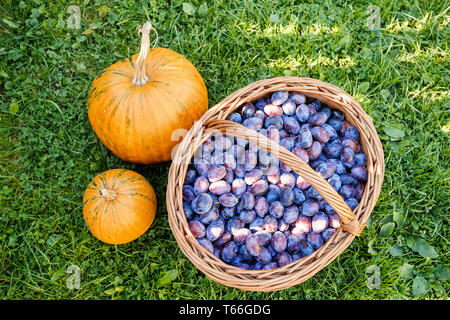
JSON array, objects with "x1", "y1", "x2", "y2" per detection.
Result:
[{"x1": 166, "y1": 76, "x2": 385, "y2": 291}]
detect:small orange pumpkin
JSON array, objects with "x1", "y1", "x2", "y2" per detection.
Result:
[
  {"x1": 87, "y1": 22, "x2": 208, "y2": 164},
  {"x1": 83, "y1": 169, "x2": 157, "y2": 244}
]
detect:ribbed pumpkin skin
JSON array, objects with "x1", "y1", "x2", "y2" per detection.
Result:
[
  {"x1": 83, "y1": 169, "x2": 157, "y2": 245},
  {"x1": 87, "y1": 48, "x2": 208, "y2": 164}
]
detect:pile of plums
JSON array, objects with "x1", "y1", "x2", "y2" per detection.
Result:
[{"x1": 182, "y1": 91, "x2": 368, "y2": 270}]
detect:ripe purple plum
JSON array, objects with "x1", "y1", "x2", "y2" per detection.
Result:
[
  {"x1": 351, "y1": 165, "x2": 368, "y2": 182},
  {"x1": 301, "y1": 199, "x2": 320, "y2": 216},
  {"x1": 266, "y1": 184, "x2": 281, "y2": 203},
  {"x1": 307, "y1": 141, "x2": 323, "y2": 160},
  {"x1": 189, "y1": 220, "x2": 206, "y2": 238},
  {"x1": 323, "y1": 142, "x2": 344, "y2": 159},
  {"x1": 264, "y1": 103, "x2": 283, "y2": 116},
  {"x1": 249, "y1": 217, "x2": 265, "y2": 232},
  {"x1": 341, "y1": 138, "x2": 360, "y2": 153},
  {"x1": 244, "y1": 168, "x2": 263, "y2": 185},
  {"x1": 271, "y1": 231, "x2": 287, "y2": 252},
  {"x1": 277, "y1": 252, "x2": 292, "y2": 267},
  {"x1": 192, "y1": 193, "x2": 213, "y2": 214},
  {"x1": 199, "y1": 206, "x2": 219, "y2": 224},
  {"x1": 280, "y1": 187, "x2": 295, "y2": 207},
  {"x1": 242, "y1": 102, "x2": 255, "y2": 118},
  {"x1": 220, "y1": 208, "x2": 236, "y2": 220},
  {"x1": 264, "y1": 215, "x2": 278, "y2": 233},
  {"x1": 271, "y1": 91, "x2": 289, "y2": 105},
  {"x1": 312, "y1": 211, "x2": 329, "y2": 233},
  {"x1": 282, "y1": 100, "x2": 296, "y2": 116},
  {"x1": 340, "y1": 184, "x2": 356, "y2": 199},
  {"x1": 250, "y1": 179, "x2": 268, "y2": 196},
  {"x1": 283, "y1": 205, "x2": 300, "y2": 224},
  {"x1": 340, "y1": 147, "x2": 356, "y2": 168},
  {"x1": 234, "y1": 228, "x2": 251, "y2": 245},
  {"x1": 284, "y1": 116, "x2": 301, "y2": 134},
  {"x1": 295, "y1": 104, "x2": 310, "y2": 122},
  {"x1": 328, "y1": 212, "x2": 341, "y2": 229},
  {"x1": 299, "y1": 240, "x2": 314, "y2": 257},
  {"x1": 321, "y1": 228, "x2": 336, "y2": 242},
  {"x1": 209, "y1": 180, "x2": 231, "y2": 195},
  {"x1": 280, "y1": 137, "x2": 295, "y2": 151},
  {"x1": 344, "y1": 126, "x2": 360, "y2": 141},
  {"x1": 327, "y1": 174, "x2": 342, "y2": 192},
  {"x1": 297, "y1": 128, "x2": 313, "y2": 149},
  {"x1": 184, "y1": 169, "x2": 197, "y2": 185},
  {"x1": 227, "y1": 112, "x2": 242, "y2": 123},
  {"x1": 289, "y1": 92, "x2": 306, "y2": 104},
  {"x1": 245, "y1": 234, "x2": 262, "y2": 256},
  {"x1": 311, "y1": 126, "x2": 330, "y2": 143},
  {"x1": 195, "y1": 159, "x2": 211, "y2": 177},
  {"x1": 194, "y1": 176, "x2": 210, "y2": 195},
  {"x1": 316, "y1": 162, "x2": 336, "y2": 179},
  {"x1": 309, "y1": 112, "x2": 328, "y2": 126},
  {"x1": 206, "y1": 220, "x2": 225, "y2": 242},
  {"x1": 222, "y1": 242, "x2": 238, "y2": 263},
  {"x1": 254, "y1": 197, "x2": 269, "y2": 217},
  {"x1": 242, "y1": 117, "x2": 263, "y2": 131},
  {"x1": 293, "y1": 188, "x2": 306, "y2": 205},
  {"x1": 182, "y1": 185, "x2": 196, "y2": 202},
  {"x1": 292, "y1": 147, "x2": 309, "y2": 164},
  {"x1": 219, "y1": 193, "x2": 239, "y2": 207},
  {"x1": 207, "y1": 165, "x2": 227, "y2": 182},
  {"x1": 239, "y1": 209, "x2": 256, "y2": 224},
  {"x1": 255, "y1": 247, "x2": 272, "y2": 264},
  {"x1": 264, "y1": 115, "x2": 284, "y2": 130},
  {"x1": 231, "y1": 178, "x2": 246, "y2": 197},
  {"x1": 307, "y1": 232, "x2": 324, "y2": 249},
  {"x1": 255, "y1": 230, "x2": 272, "y2": 246},
  {"x1": 296, "y1": 175, "x2": 311, "y2": 190},
  {"x1": 286, "y1": 234, "x2": 301, "y2": 253}
]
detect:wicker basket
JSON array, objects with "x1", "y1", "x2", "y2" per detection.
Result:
[{"x1": 167, "y1": 77, "x2": 384, "y2": 292}]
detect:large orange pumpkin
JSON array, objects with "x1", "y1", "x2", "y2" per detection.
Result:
[
  {"x1": 82, "y1": 169, "x2": 157, "y2": 244},
  {"x1": 87, "y1": 22, "x2": 208, "y2": 164}
]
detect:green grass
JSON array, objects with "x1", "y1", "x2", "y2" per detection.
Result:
[{"x1": 0, "y1": 0, "x2": 449, "y2": 300}]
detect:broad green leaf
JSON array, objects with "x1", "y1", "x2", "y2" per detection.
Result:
[
  {"x1": 115, "y1": 286, "x2": 124, "y2": 293},
  {"x1": 50, "y1": 268, "x2": 66, "y2": 282},
  {"x1": 411, "y1": 238, "x2": 438, "y2": 258},
  {"x1": 198, "y1": 3, "x2": 208, "y2": 16},
  {"x1": 389, "y1": 244, "x2": 403, "y2": 257},
  {"x1": 366, "y1": 216, "x2": 372, "y2": 230},
  {"x1": 367, "y1": 239, "x2": 377, "y2": 255},
  {"x1": 399, "y1": 263, "x2": 414, "y2": 279},
  {"x1": 82, "y1": 29, "x2": 95, "y2": 35},
  {"x1": 383, "y1": 125, "x2": 405, "y2": 139},
  {"x1": 406, "y1": 236, "x2": 415, "y2": 248},
  {"x1": 379, "y1": 222, "x2": 395, "y2": 237},
  {"x1": 182, "y1": 3, "x2": 196, "y2": 16},
  {"x1": 104, "y1": 288, "x2": 116, "y2": 295},
  {"x1": 9, "y1": 102, "x2": 19, "y2": 114},
  {"x1": 393, "y1": 211, "x2": 406, "y2": 227},
  {"x1": 98, "y1": 5, "x2": 110, "y2": 17},
  {"x1": 412, "y1": 277, "x2": 428, "y2": 296},
  {"x1": 380, "y1": 89, "x2": 390, "y2": 99},
  {"x1": 159, "y1": 269, "x2": 178, "y2": 286},
  {"x1": 7, "y1": 236, "x2": 17, "y2": 247},
  {"x1": 434, "y1": 265, "x2": 450, "y2": 281},
  {"x1": 270, "y1": 14, "x2": 280, "y2": 23},
  {"x1": 360, "y1": 82, "x2": 370, "y2": 93},
  {"x1": 2, "y1": 18, "x2": 19, "y2": 29}
]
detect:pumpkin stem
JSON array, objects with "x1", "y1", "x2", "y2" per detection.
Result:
[
  {"x1": 132, "y1": 21, "x2": 158, "y2": 86},
  {"x1": 99, "y1": 188, "x2": 117, "y2": 201}
]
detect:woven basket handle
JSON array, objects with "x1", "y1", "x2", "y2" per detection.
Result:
[{"x1": 204, "y1": 119, "x2": 365, "y2": 236}]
